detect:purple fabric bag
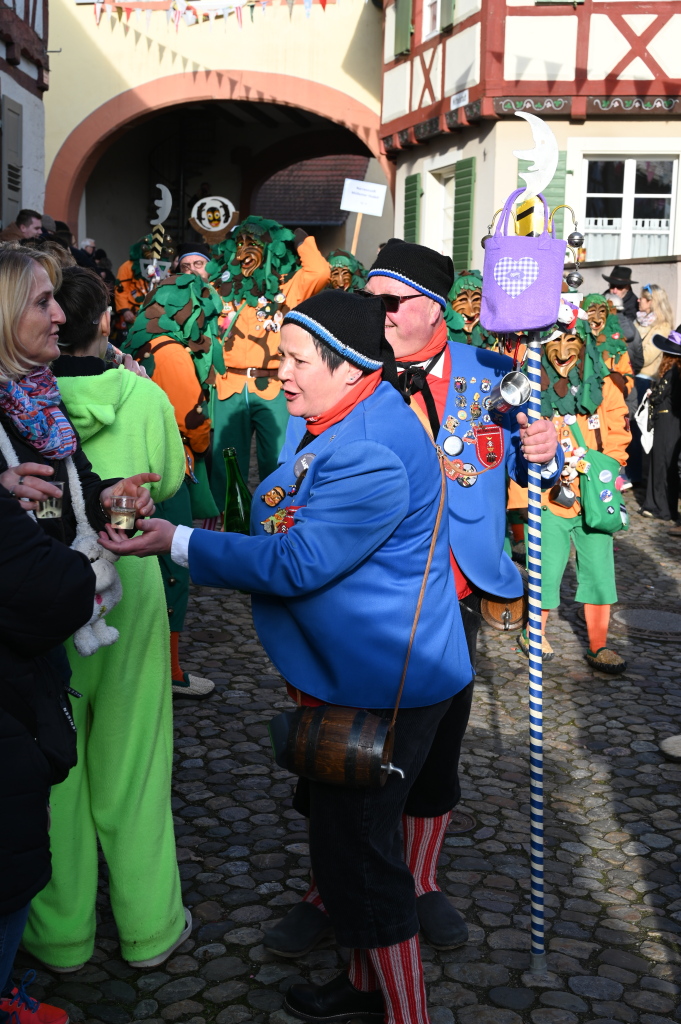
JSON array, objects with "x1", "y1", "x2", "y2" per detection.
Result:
[{"x1": 480, "y1": 187, "x2": 566, "y2": 333}]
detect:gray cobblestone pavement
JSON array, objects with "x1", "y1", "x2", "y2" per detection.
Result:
[{"x1": 16, "y1": 504, "x2": 681, "y2": 1024}]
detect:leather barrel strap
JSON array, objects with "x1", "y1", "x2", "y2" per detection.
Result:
[
  {"x1": 225, "y1": 366, "x2": 279, "y2": 378},
  {"x1": 389, "y1": 450, "x2": 447, "y2": 730}
]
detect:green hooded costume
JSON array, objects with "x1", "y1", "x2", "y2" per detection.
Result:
[
  {"x1": 444, "y1": 271, "x2": 492, "y2": 349},
  {"x1": 24, "y1": 365, "x2": 185, "y2": 968}
]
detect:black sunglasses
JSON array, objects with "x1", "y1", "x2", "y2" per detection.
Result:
[{"x1": 358, "y1": 289, "x2": 425, "y2": 313}]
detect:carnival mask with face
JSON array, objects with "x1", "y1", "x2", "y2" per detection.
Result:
[
  {"x1": 330, "y1": 266, "x2": 353, "y2": 291},
  {"x1": 586, "y1": 302, "x2": 609, "y2": 338},
  {"x1": 235, "y1": 232, "x2": 264, "y2": 277},
  {"x1": 452, "y1": 287, "x2": 482, "y2": 334},
  {"x1": 545, "y1": 332, "x2": 584, "y2": 377},
  {"x1": 206, "y1": 207, "x2": 222, "y2": 228}
]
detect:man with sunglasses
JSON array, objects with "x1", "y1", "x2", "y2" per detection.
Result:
[{"x1": 262, "y1": 239, "x2": 561, "y2": 959}]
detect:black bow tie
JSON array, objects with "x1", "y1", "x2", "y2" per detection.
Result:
[{"x1": 395, "y1": 348, "x2": 446, "y2": 437}]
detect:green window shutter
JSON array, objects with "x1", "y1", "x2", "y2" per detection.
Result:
[
  {"x1": 517, "y1": 150, "x2": 567, "y2": 236},
  {"x1": 440, "y1": 0, "x2": 454, "y2": 32},
  {"x1": 404, "y1": 173, "x2": 422, "y2": 243},
  {"x1": 452, "y1": 157, "x2": 476, "y2": 271},
  {"x1": 394, "y1": 0, "x2": 412, "y2": 56}
]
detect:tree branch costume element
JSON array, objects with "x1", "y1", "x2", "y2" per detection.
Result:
[{"x1": 205, "y1": 216, "x2": 330, "y2": 492}]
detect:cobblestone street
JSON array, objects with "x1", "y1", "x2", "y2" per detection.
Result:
[{"x1": 17, "y1": 506, "x2": 681, "y2": 1024}]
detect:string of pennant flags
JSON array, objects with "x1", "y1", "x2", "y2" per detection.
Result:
[{"x1": 91, "y1": 0, "x2": 347, "y2": 29}]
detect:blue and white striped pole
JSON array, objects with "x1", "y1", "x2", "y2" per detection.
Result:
[{"x1": 525, "y1": 328, "x2": 547, "y2": 974}]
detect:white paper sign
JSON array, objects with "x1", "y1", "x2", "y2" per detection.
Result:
[
  {"x1": 449, "y1": 88, "x2": 469, "y2": 111},
  {"x1": 340, "y1": 179, "x2": 387, "y2": 218}
]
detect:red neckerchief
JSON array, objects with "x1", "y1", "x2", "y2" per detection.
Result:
[{"x1": 305, "y1": 368, "x2": 382, "y2": 437}]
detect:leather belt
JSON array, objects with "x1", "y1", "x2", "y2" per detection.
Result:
[{"x1": 225, "y1": 366, "x2": 279, "y2": 378}]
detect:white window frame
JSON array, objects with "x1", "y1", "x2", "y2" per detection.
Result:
[
  {"x1": 565, "y1": 137, "x2": 681, "y2": 262},
  {"x1": 422, "y1": 0, "x2": 441, "y2": 43}
]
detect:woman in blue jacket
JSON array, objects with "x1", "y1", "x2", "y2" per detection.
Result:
[{"x1": 99, "y1": 290, "x2": 472, "y2": 1024}]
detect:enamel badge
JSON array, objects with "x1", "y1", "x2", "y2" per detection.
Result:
[
  {"x1": 261, "y1": 505, "x2": 303, "y2": 534},
  {"x1": 261, "y1": 485, "x2": 286, "y2": 507},
  {"x1": 474, "y1": 425, "x2": 504, "y2": 469}
]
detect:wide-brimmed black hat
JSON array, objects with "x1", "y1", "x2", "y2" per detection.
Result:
[
  {"x1": 368, "y1": 238, "x2": 454, "y2": 308},
  {"x1": 652, "y1": 330, "x2": 681, "y2": 356},
  {"x1": 282, "y1": 289, "x2": 400, "y2": 389},
  {"x1": 602, "y1": 265, "x2": 637, "y2": 286}
]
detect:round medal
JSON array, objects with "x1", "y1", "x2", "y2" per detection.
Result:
[{"x1": 443, "y1": 435, "x2": 464, "y2": 457}]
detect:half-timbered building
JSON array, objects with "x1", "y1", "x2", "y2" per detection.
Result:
[{"x1": 380, "y1": 0, "x2": 681, "y2": 270}]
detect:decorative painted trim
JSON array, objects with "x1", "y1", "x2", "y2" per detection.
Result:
[
  {"x1": 494, "y1": 97, "x2": 571, "y2": 116},
  {"x1": 588, "y1": 96, "x2": 681, "y2": 115},
  {"x1": 414, "y1": 116, "x2": 442, "y2": 141},
  {"x1": 382, "y1": 134, "x2": 399, "y2": 153},
  {"x1": 397, "y1": 128, "x2": 414, "y2": 148},
  {"x1": 463, "y1": 99, "x2": 481, "y2": 122}
]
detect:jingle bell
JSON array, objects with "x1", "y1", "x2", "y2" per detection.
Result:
[
  {"x1": 567, "y1": 230, "x2": 585, "y2": 248},
  {"x1": 565, "y1": 269, "x2": 583, "y2": 289}
]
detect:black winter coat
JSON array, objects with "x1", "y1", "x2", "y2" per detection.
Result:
[{"x1": 0, "y1": 487, "x2": 96, "y2": 914}]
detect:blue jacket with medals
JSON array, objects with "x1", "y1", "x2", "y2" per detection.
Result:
[
  {"x1": 437, "y1": 342, "x2": 562, "y2": 598},
  {"x1": 188, "y1": 381, "x2": 472, "y2": 708}
]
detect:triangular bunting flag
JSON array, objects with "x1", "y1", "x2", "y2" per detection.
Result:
[
  {"x1": 94, "y1": 1, "x2": 103, "y2": 23},
  {"x1": 319, "y1": 0, "x2": 326, "y2": 10},
  {"x1": 249, "y1": 2, "x2": 254, "y2": 20},
  {"x1": 146, "y1": 8, "x2": 152, "y2": 27},
  {"x1": 261, "y1": 1, "x2": 266, "y2": 10},
  {"x1": 303, "y1": 0, "x2": 311, "y2": 16},
  {"x1": 286, "y1": 0, "x2": 293, "y2": 16},
  {"x1": 124, "y1": 7, "x2": 132, "y2": 21},
  {"x1": 235, "y1": 4, "x2": 242, "y2": 26}
]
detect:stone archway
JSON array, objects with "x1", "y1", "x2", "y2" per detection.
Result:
[{"x1": 45, "y1": 70, "x2": 393, "y2": 228}]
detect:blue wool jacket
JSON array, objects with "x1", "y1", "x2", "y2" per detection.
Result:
[
  {"x1": 284, "y1": 344, "x2": 562, "y2": 600},
  {"x1": 188, "y1": 381, "x2": 472, "y2": 708}
]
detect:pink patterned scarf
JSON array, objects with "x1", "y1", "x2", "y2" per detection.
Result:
[{"x1": 0, "y1": 366, "x2": 77, "y2": 459}]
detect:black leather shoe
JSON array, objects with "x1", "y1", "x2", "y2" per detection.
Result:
[
  {"x1": 417, "y1": 890, "x2": 469, "y2": 950},
  {"x1": 263, "y1": 901, "x2": 334, "y2": 958},
  {"x1": 285, "y1": 973, "x2": 384, "y2": 1023}
]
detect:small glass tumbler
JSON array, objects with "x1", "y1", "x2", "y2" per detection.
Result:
[
  {"x1": 36, "y1": 481, "x2": 65, "y2": 519},
  {"x1": 110, "y1": 494, "x2": 138, "y2": 530}
]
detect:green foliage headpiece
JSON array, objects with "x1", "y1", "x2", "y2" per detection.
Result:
[
  {"x1": 326, "y1": 249, "x2": 368, "y2": 292},
  {"x1": 122, "y1": 272, "x2": 223, "y2": 384},
  {"x1": 206, "y1": 216, "x2": 300, "y2": 306},
  {"x1": 581, "y1": 293, "x2": 628, "y2": 361},
  {"x1": 540, "y1": 316, "x2": 609, "y2": 417}
]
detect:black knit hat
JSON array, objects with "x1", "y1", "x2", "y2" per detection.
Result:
[
  {"x1": 176, "y1": 242, "x2": 211, "y2": 261},
  {"x1": 282, "y1": 290, "x2": 400, "y2": 388},
  {"x1": 368, "y1": 238, "x2": 454, "y2": 308}
]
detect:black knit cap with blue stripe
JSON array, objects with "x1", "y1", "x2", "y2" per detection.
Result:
[
  {"x1": 283, "y1": 289, "x2": 400, "y2": 391},
  {"x1": 368, "y1": 237, "x2": 454, "y2": 308}
]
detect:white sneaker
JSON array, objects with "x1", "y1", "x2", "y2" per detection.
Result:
[
  {"x1": 127, "y1": 908, "x2": 192, "y2": 968},
  {"x1": 659, "y1": 735, "x2": 681, "y2": 762},
  {"x1": 172, "y1": 673, "x2": 215, "y2": 699}
]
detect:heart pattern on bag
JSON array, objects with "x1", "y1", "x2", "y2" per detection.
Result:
[{"x1": 493, "y1": 257, "x2": 540, "y2": 298}]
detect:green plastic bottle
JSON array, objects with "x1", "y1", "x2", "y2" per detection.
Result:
[{"x1": 222, "y1": 447, "x2": 252, "y2": 534}]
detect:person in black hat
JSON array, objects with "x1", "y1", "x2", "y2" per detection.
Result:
[
  {"x1": 175, "y1": 242, "x2": 211, "y2": 280},
  {"x1": 98, "y1": 288, "x2": 474, "y2": 1024},
  {"x1": 260, "y1": 239, "x2": 561, "y2": 958},
  {"x1": 640, "y1": 330, "x2": 681, "y2": 525},
  {"x1": 602, "y1": 265, "x2": 638, "y2": 323}
]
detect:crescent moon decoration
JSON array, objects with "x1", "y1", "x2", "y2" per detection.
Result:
[
  {"x1": 512, "y1": 112, "x2": 559, "y2": 204},
  {"x1": 150, "y1": 183, "x2": 173, "y2": 226}
]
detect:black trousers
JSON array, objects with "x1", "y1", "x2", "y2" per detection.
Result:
[
  {"x1": 293, "y1": 696, "x2": 454, "y2": 948},
  {"x1": 403, "y1": 592, "x2": 479, "y2": 817},
  {"x1": 643, "y1": 411, "x2": 681, "y2": 521}
]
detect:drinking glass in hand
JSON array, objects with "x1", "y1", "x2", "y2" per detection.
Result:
[
  {"x1": 110, "y1": 495, "x2": 138, "y2": 530},
  {"x1": 37, "y1": 481, "x2": 65, "y2": 519}
]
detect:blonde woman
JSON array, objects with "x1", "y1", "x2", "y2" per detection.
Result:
[{"x1": 628, "y1": 283, "x2": 674, "y2": 484}]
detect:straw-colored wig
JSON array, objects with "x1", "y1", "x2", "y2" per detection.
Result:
[{"x1": 0, "y1": 244, "x2": 62, "y2": 381}]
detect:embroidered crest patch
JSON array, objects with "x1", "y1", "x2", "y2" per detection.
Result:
[{"x1": 474, "y1": 425, "x2": 504, "y2": 469}]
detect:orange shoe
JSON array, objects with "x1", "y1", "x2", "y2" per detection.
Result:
[{"x1": 0, "y1": 971, "x2": 69, "y2": 1024}]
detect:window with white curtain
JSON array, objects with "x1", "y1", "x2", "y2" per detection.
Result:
[
  {"x1": 422, "y1": 0, "x2": 440, "y2": 41},
  {"x1": 583, "y1": 158, "x2": 676, "y2": 261}
]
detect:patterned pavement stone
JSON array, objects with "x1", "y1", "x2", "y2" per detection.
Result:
[{"x1": 13, "y1": 504, "x2": 681, "y2": 1022}]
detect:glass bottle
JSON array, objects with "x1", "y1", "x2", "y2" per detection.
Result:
[{"x1": 222, "y1": 447, "x2": 252, "y2": 534}]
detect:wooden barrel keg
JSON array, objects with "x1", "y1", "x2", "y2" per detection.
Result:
[
  {"x1": 287, "y1": 706, "x2": 394, "y2": 788},
  {"x1": 480, "y1": 565, "x2": 529, "y2": 632}
]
